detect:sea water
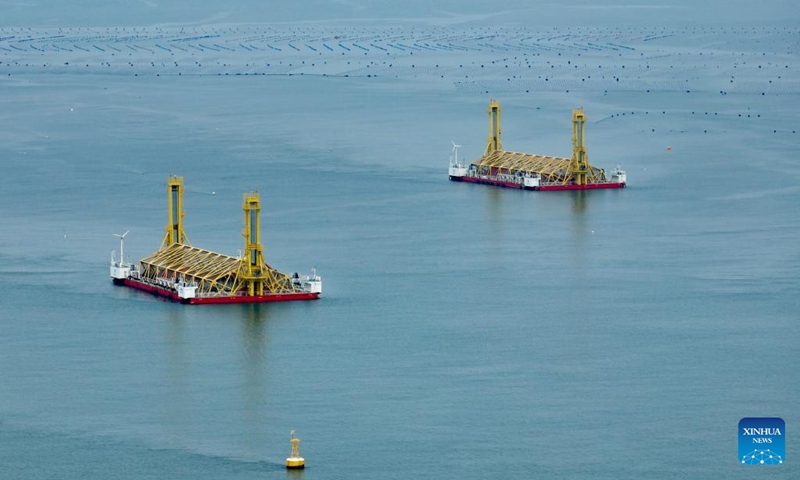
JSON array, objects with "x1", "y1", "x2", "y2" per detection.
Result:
[{"x1": 0, "y1": 4, "x2": 798, "y2": 479}]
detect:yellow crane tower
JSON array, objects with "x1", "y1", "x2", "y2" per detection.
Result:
[
  {"x1": 233, "y1": 192, "x2": 295, "y2": 297},
  {"x1": 569, "y1": 109, "x2": 590, "y2": 186},
  {"x1": 160, "y1": 175, "x2": 189, "y2": 249},
  {"x1": 485, "y1": 99, "x2": 504, "y2": 154}
]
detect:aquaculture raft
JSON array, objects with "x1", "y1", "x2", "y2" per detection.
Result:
[
  {"x1": 110, "y1": 175, "x2": 321, "y2": 304},
  {"x1": 448, "y1": 100, "x2": 626, "y2": 191}
]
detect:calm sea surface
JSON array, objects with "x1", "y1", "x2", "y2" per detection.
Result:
[{"x1": 1, "y1": 18, "x2": 798, "y2": 479}]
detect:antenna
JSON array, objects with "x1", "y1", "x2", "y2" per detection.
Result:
[{"x1": 113, "y1": 230, "x2": 129, "y2": 265}]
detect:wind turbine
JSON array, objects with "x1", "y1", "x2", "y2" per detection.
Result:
[
  {"x1": 113, "y1": 230, "x2": 129, "y2": 266},
  {"x1": 451, "y1": 141, "x2": 462, "y2": 166}
]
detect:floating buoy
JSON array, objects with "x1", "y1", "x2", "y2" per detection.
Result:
[{"x1": 286, "y1": 430, "x2": 305, "y2": 469}]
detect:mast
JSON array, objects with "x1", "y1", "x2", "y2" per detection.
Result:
[{"x1": 290, "y1": 432, "x2": 301, "y2": 459}]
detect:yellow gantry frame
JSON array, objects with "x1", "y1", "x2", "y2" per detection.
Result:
[
  {"x1": 470, "y1": 101, "x2": 608, "y2": 186},
  {"x1": 473, "y1": 150, "x2": 571, "y2": 178},
  {"x1": 138, "y1": 178, "x2": 296, "y2": 297},
  {"x1": 139, "y1": 243, "x2": 241, "y2": 296}
]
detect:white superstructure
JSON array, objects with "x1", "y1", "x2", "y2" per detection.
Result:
[
  {"x1": 294, "y1": 268, "x2": 322, "y2": 294},
  {"x1": 448, "y1": 141, "x2": 468, "y2": 179},
  {"x1": 523, "y1": 174, "x2": 541, "y2": 188},
  {"x1": 611, "y1": 165, "x2": 627, "y2": 185}
]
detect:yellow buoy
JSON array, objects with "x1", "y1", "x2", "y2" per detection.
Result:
[{"x1": 286, "y1": 430, "x2": 305, "y2": 469}]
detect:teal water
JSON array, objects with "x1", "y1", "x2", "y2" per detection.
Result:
[{"x1": 1, "y1": 17, "x2": 799, "y2": 479}]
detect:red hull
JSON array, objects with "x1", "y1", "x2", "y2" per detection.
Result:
[
  {"x1": 451, "y1": 175, "x2": 523, "y2": 189},
  {"x1": 450, "y1": 175, "x2": 625, "y2": 191},
  {"x1": 538, "y1": 182, "x2": 625, "y2": 191},
  {"x1": 114, "y1": 278, "x2": 319, "y2": 304}
]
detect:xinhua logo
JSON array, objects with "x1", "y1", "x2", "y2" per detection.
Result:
[{"x1": 739, "y1": 417, "x2": 785, "y2": 465}]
